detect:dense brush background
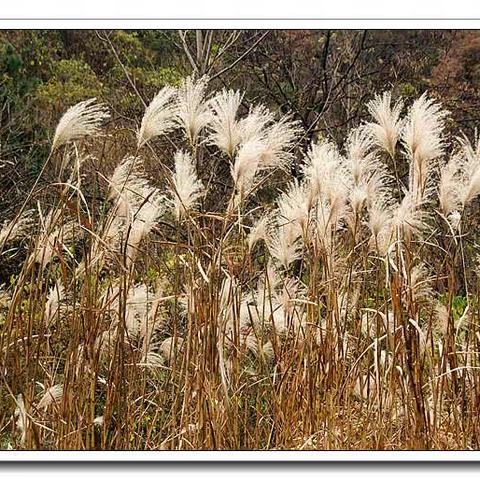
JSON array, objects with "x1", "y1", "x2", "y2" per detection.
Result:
[{"x1": 2, "y1": 29, "x2": 480, "y2": 451}]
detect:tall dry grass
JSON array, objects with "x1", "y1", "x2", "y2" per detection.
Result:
[{"x1": 1, "y1": 77, "x2": 480, "y2": 450}]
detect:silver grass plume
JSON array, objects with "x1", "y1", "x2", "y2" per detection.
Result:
[
  {"x1": 402, "y1": 93, "x2": 448, "y2": 203},
  {"x1": 391, "y1": 190, "x2": 427, "y2": 240},
  {"x1": 176, "y1": 75, "x2": 211, "y2": 145},
  {"x1": 208, "y1": 89, "x2": 244, "y2": 157},
  {"x1": 438, "y1": 152, "x2": 462, "y2": 216},
  {"x1": 122, "y1": 284, "x2": 159, "y2": 348},
  {"x1": 367, "y1": 193, "x2": 395, "y2": 255},
  {"x1": 366, "y1": 91, "x2": 403, "y2": 157},
  {"x1": 231, "y1": 115, "x2": 300, "y2": 206},
  {"x1": 345, "y1": 126, "x2": 377, "y2": 185},
  {"x1": 344, "y1": 126, "x2": 390, "y2": 216},
  {"x1": 303, "y1": 140, "x2": 349, "y2": 209},
  {"x1": 32, "y1": 212, "x2": 77, "y2": 269},
  {"x1": 456, "y1": 134, "x2": 480, "y2": 208},
  {"x1": 52, "y1": 98, "x2": 110, "y2": 150},
  {"x1": 137, "y1": 86, "x2": 178, "y2": 147},
  {"x1": 247, "y1": 214, "x2": 272, "y2": 251},
  {"x1": 231, "y1": 139, "x2": 263, "y2": 204},
  {"x1": 267, "y1": 223, "x2": 302, "y2": 269},
  {"x1": 125, "y1": 188, "x2": 166, "y2": 267},
  {"x1": 266, "y1": 181, "x2": 311, "y2": 266},
  {"x1": 277, "y1": 181, "x2": 311, "y2": 236},
  {"x1": 37, "y1": 384, "x2": 63, "y2": 410},
  {"x1": 239, "y1": 105, "x2": 275, "y2": 144},
  {"x1": 107, "y1": 155, "x2": 142, "y2": 204},
  {"x1": 256, "y1": 114, "x2": 301, "y2": 170},
  {"x1": 44, "y1": 281, "x2": 65, "y2": 327},
  {"x1": 312, "y1": 198, "x2": 346, "y2": 254},
  {"x1": 170, "y1": 150, "x2": 204, "y2": 220},
  {"x1": 0, "y1": 209, "x2": 35, "y2": 248},
  {"x1": 159, "y1": 336, "x2": 184, "y2": 366},
  {"x1": 106, "y1": 156, "x2": 150, "y2": 223},
  {"x1": 438, "y1": 134, "x2": 480, "y2": 233},
  {"x1": 14, "y1": 394, "x2": 28, "y2": 446},
  {"x1": 408, "y1": 263, "x2": 435, "y2": 308},
  {"x1": 100, "y1": 159, "x2": 165, "y2": 267}
]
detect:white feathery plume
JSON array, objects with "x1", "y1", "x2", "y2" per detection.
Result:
[
  {"x1": 312, "y1": 198, "x2": 338, "y2": 253},
  {"x1": 264, "y1": 181, "x2": 311, "y2": 264},
  {"x1": 409, "y1": 263, "x2": 434, "y2": 307},
  {"x1": 239, "y1": 105, "x2": 275, "y2": 144},
  {"x1": 37, "y1": 384, "x2": 63, "y2": 410},
  {"x1": 107, "y1": 156, "x2": 142, "y2": 203},
  {"x1": 301, "y1": 141, "x2": 353, "y2": 252},
  {"x1": 277, "y1": 181, "x2": 311, "y2": 235},
  {"x1": 218, "y1": 274, "x2": 240, "y2": 319},
  {"x1": 231, "y1": 139, "x2": 263, "y2": 203},
  {"x1": 244, "y1": 334, "x2": 261, "y2": 357},
  {"x1": 93, "y1": 416, "x2": 104, "y2": 427},
  {"x1": 123, "y1": 284, "x2": 154, "y2": 340},
  {"x1": 367, "y1": 195, "x2": 394, "y2": 254},
  {"x1": 349, "y1": 185, "x2": 369, "y2": 217},
  {"x1": 44, "y1": 281, "x2": 65, "y2": 326},
  {"x1": 137, "y1": 86, "x2": 178, "y2": 147},
  {"x1": 0, "y1": 209, "x2": 35, "y2": 248},
  {"x1": 102, "y1": 164, "x2": 165, "y2": 267},
  {"x1": 107, "y1": 156, "x2": 155, "y2": 226},
  {"x1": 261, "y1": 341, "x2": 275, "y2": 362},
  {"x1": 438, "y1": 151, "x2": 462, "y2": 215},
  {"x1": 345, "y1": 126, "x2": 377, "y2": 185},
  {"x1": 391, "y1": 190, "x2": 427, "y2": 239},
  {"x1": 303, "y1": 140, "x2": 350, "y2": 208},
  {"x1": 33, "y1": 235, "x2": 56, "y2": 269},
  {"x1": 231, "y1": 114, "x2": 300, "y2": 206},
  {"x1": 126, "y1": 189, "x2": 166, "y2": 266},
  {"x1": 256, "y1": 115, "x2": 301, "y2": 169},
  {"x1": 208, "y1": 89, "x2": 244, "y2": 157},
  {"x1": 267, "y1": 221, "x2": 302, "y2": 269},
  {"x1": 159, "y1": 336, "x2": 184, "y2": 366},
  {"x1": 170, "y1": 150, "x2": 204, "y2": 220},
  {"x1": 344, "y1": 126, "x2": 392, "y2": 219},
  {"x1": 176, "y1": 75, "x2": 211, "y2": 145},
  {"x1": 366, "y1": 91, "x2": 403, "y2": 157},
  {"x1": 14, "y1": 394, "x2": 28, "y2": 446},
  {"x1": 262, "y1": 260, "x2": 283, "y2": 293},
  {"x1": 402, "y1": 93, "x2": 448, "y2": 203},
  {"x1": 141, "y1": 350, "x2": 165, "y2": 368},
  {"x1": 456, "y1": 134, "x2": 480, "y2": 208},
  {"x1": 403, "y1": 93, "x2": 447, "y2": 163},
  {"x1": 32, "y1": 214, "x2": 77, "y2": 269},
  {"x1": 247, "y1": 214, "x2": 271, "y2": 251},
  {"x1": 101, "y1": 207, "x2": 129, "y2": 254},
  {"x1": 432, "y1": 302, "x2": 449, "y2": 337},
  {"x1": 448, "y1": 210, "x2": 461, "y2": 232},
  {"x1": 52, "y1": 98, "x2": 110, "y2": 150},
  {"x1": 347, "y1": 127, "x2": 390, "y2": 189},
  {"x1": 364, "y1": 170, "x2": 393, "y2": 211}
]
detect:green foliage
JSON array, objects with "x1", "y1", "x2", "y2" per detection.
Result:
[
  {"x1": 35, "y1": 59, "x2": 105, "y2": 117},
  {"x1": 451, "y1": 295, "x2": 468, "y2": 322},
  {"x1": 0, "y1": 30, "x2": 184, "y2": 186},
  {"x1": 396, "y1": 82, "x2": 418, "y2": 99}
]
